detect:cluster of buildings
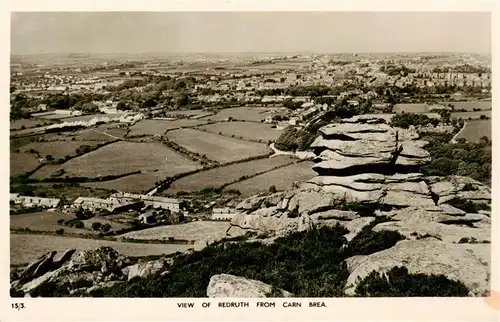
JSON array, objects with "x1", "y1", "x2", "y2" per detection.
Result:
[{"x1": 10, "y1": 194, "x2": 61, "y2": 209}]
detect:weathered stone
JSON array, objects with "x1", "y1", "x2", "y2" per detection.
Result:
[
  {"x1": 320, "y1": 217, "x2": 375, "y2": 241},
  {"x1": 398, "y1": 141, "x2": 431, "y2": 159},
  {"x1": 236, "y1": 192, "x2": 285, "y2": 212},
  {"x1": 19, "y1": 251, "x2": 57, "y2": 283},
  {"x1": 386, "y1": 181, "x2": 430, "y2": 195},
  {"x1": 345, "y1": 240, "x2": 490, "y2": 296},
  {"x1": 381, "y1": 190, "x2": 435, "y2": 207},
  {"x1": 127, "y1": 260, "x2": 167, "y2": 281},
  {"x1": 307, "y1": 174, "x2": 386, "y2": 190},
  {"x1": 373, "y1": 221, "x2": 490, "y2": 244},
  {"x1": 385, "y1": 173, "x2": 424, "y2": 183},
  {"x1": 67, "y1": 247, "x2": 126, "y2": 274},
  {"x1": 207, "y1": 274, "x2": 293, "y2": 298},
  {"x1": 311, "y1": 137, "x2": 395, "y2": 157},
  {"x1": 310, "y1": 209, "x2": 360, "y2": 222},
  {"x1": 287, "y1": 188, "x2": 334, "y2": 214}
]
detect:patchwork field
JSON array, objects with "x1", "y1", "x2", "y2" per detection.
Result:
[
  {"x1": 165, "y1": 155, "x2": 295, "y2": 195},
  {"x1": 10, "y1": 118, "x2": 56, "y2": 131},
  {"x1": 10, "y1": 234, "x2": 192, "y2": 265},
  {"x1": 31, "y1": 141, "x2": 201, "y2": 179},
  {"x1": 223, "y1": 161, "x2": 317, "y2": 196},
  {"x1": 451, "y1": 110, "x2": 492, "y2": 120},
  {"x1": 65, "y1": 128, "x2": 119, "y2": 142},
  {"x1": 164, "y1": 110, "x2": 211, "y2": 117},
  {"x1": 128, "y1": 119, "x2": 209, "y2": 137},
  {"x1": 455, "y1": 120, "x2": 492, "y2": 142},
  {"x1": 14, "y1": 183, "x2": 114, "y2": 201},
  {"x1": 118, "y1": 221, "x2": 245, "y2": 242},
  {"x1": 393, "y1": 103, "x2": 428, "y2": 114},
  {"x1": 19, "y1": 140, "x2": 101, "y2": 159},
  {"x1": 445, "y1": 101, "x2": 491, "y2": 111},
  {"x1": 166, "y1": 128, "x2": 270, "y2": 163},
  {"x1": 197, "y1": 121, "x2": 283, "y2": 142},
  {"x1": 10, "y1": 152, "x2": 41, "y2": 176},
  {"x1": 203, "y1": 107, "x2": 273, "y2": 122},
  {"x1": 82, "y1": 168, "x2": 202, "y2": 194}
]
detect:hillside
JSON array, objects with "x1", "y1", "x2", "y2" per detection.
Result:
[{"x1": 11, "y1": 115, "x2": 491, "y2": 298}]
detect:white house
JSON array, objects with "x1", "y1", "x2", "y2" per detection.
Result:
[{"x1": 211, "y1": 207, "x2": 237, "y2": 221}]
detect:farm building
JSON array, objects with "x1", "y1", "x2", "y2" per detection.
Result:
[
  {"x1": 110, "y1": 192, "x2": 182, "y2": 212},
  {"x1": 11, "y1": 194, "x2": 61, "y2": 208},
  {"x1": 139, "y1": 210, "x2": 157, "y2": 224},
  {"x1": 211, "y1": 207, "x2": 237, "y2": 221},
  {"x1": 73, "y1": 197, "x2": 115, "y2": 212}
]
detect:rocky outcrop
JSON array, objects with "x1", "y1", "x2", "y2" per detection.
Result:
[
  {"x1": 344, "y1": 240, "x2": 490, "y2": 296},
  {"x1": 311, "y1": 122, "x2": 430, "y2": 175},
  {"x1": 427, "y1": 176, "x2": 491, "y2": 205},
  {"x1": 126, "y1": 259, "x2": 170, "y2": 281},
  {"x1": 372, "y1": 221, "x2": 490, "y2": 244},
  {"x1": 207, "y1": 274, "x2": 292, "y2": 298},
  {"x1": 236, "y1": 192, "x2": 285, "y2": 212},
  {"x1": 231, "y1": 212, "x2": 313, "y2": 237},
  {"x1": 11, "y1": 247, "x2": 140, "y2": 297},
  {"x1": 18, "y1": 249, "x2": 76, "y2": 284}
]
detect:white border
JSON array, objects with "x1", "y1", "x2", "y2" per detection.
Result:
[{"x1": 1, "y1": 1, "x2": 499, "y2": 321}]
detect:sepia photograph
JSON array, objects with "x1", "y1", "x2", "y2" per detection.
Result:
[{"x1": 8, "y1": 9, "x2": 493, "y2": 303}]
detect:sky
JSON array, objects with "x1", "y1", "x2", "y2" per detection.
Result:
[{"x1": 11, "y1": 12, "x2": 491, "y2": 55}]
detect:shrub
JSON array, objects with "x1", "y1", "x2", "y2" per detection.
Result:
[
  {"x1": 269, "y1": 185, "x2": 277, "y2": 193},
  {"x1": 55, "y1": 229, "x2": 64, "y2": 235},
  {"x1": 91, "y1": 222, "x2": 102, "y2": 231},
  {"x1": 101, "y1": 223, "x2": 111, "y2": 233},
  {"x1": 446, "y1": 197, "x2": 490, "y2": 213},
  {"x1": 355, "y1": 266, "x2": 469, "y2": 297},
  {"x1": 103, "y1": 225, "x2": 351, "y2": 298},
  {"x1": 46, "y1": 155, "x2": 54, "y2": 161},
  {"x1": 57, "y1": 219, "x2": 64, "y2": 225},
  {"x1": 344, "y1": 216, "x2": 404, "y2": 257},
  {"x1": 390, "y1": 113, "x2": 439, "y2": 129}
]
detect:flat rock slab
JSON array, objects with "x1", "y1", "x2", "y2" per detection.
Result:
[
  {"x1": 373, "y1": 221, "x2": 490, "y2": 244},
  {"x1": 345, "y1": 240, "x2": 490, "y2": 296}
]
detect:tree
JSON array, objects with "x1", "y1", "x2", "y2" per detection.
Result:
[
  {"x1": 269, "y1": 185, "x2": 277, "y2": 193},
  {"x1": 75, "y1": 145, "x2": 92, "y2": 155},
  {"x1": 116, "y1": 101, "x2": 131, "y2": 111},
  {"x1": 91, "y1": 222, "x2": 102, "y2": 231},
  {"x1": 46, "y1": 155, "x2": 54, "y2": 161},
  {"x1": 101, "y1": 223, "x2": 111, "y2": 233}
]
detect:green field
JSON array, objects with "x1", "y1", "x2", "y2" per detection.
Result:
[
  {"x1": 455, "y1": 120, "x2": 492, "y2": 142},
  {"x1": 19, "y1": 140, "x2": 101, "y2": 159},
  {"x1": 10, "y1": 152, "x2": 40, "y2": 177},
  {"x1": 165, "y1": 155, "x2": 296, "y2": 195},
  {"x1": 31, "y1": 141, "x2": 201, "y2": 179},
  {"x1": 223, "y1": 161, "x2": 316, "y2": 196},
  {"x1": 128, "y1": 119, "x2": 209, "y2": 137},
  {"x1": 451, "y1": 110, "x2": 491, "y2": 120},
  {"x1": 11, "y1": 234, "x2": 192, "y2": 265},
  {"x1": 166, "y1": 128, "x2": 270, "y2": 163},
  {"x1": 203, "y1": 107, "x2": 273, "y2": 122},
  {"x1": 197, "y1": 121, "x2": 283, "y2": 142}
]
